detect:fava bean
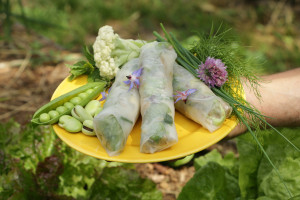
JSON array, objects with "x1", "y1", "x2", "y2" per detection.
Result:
[
  {"x1": 85, "y1": 100, "x2": 102, "y2": 117},
  {"x1": 71, "y1": 105, "x2": 93, "y2": 122},
  {"x1": 94, "y1": 107, "x2": 103, "y2": 117},
  {"x1": 82, "y1": 120, "x2": 95, "y2": 136},
  {"x1": 58, "y1": 115, "x2": 82, "y2": 132},
  {"x1": 39, "y1": 113, "x2": 50, "y2": 123},
  {"x1": 31, "y1": 82, "x2": 106, "y2": 125}
]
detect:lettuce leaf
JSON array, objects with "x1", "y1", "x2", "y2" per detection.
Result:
[
  {"x1": 178, "y1": 149, "x2": 240, "y2": 200},
  {"x1": 194, "y1": 149, "x2": 238, "y2": 175},
  {"x1": 179, "y1": 127, "x2": 300, "y2": 200},
  {"x1": 177, "y1": 162, "x2": 240, "y2": 200},
  {"x1": 237, "y1": 127, "x2": 300, "y2": 199}
]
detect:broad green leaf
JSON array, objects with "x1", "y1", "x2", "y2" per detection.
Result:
[
  {"x1": 237, "y1": 132, "x2": 261, "y2": 199},
  {"x1": 0, "y1": 122, "x2": 56, "y2": 172},
  {"x1": 194, "y1": 149, "x2": 237, "y2": 172},
  {"x1": 178, "y1": 162, "x2": 240, "y2": 200},
  {"x1": 237, "y1": 127, "x2": 300, "y2": 199}
]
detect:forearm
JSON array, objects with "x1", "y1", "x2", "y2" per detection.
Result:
[{"x1": 228, "y1": 68, "x2": 300, "y2": 138}]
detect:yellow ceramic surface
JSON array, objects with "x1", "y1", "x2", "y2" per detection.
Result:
[{"x1": 52, "y1": 75, "x2": 238, "y2": 163}]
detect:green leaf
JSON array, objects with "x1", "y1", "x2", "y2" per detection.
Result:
[
  {"x1": 35, "y1": 155, "x2": 64, "y2": 193},
  {"x1": 120, "y1": 116, "x2": 133, "y2": 124},
  {"x1": 177, "y1": 162, "x2": 240, "y2": 200},
  {"x1": 83, "y1": 46, "x2": 96, "y2": 66},
  {"x1": 67, "y1": 61, "x2": 94, "y2": 81},
  {"x1": 194, "y1": 149, "x2": 238, "y2": 177},
  {"x1": 87, "y1": 67, "x2": 102, "y2": 83},
  {"x1": 236, "y1": 133, "x2": 261, "y2": 199},
  {"x1": 56, "y1": 143, "x2": 108, "y2": 198},
  {"x1": 237, "y1": 127, "x2": 300, "y2": 199},
  {"x1": 164, "y1": 114, "x2": 173, "y2": 125},
  {"x1": 1, "y1": 122, "x2": 56, "y2": 172},
  {"x1": 87, "y1": 167, "x2": 162, "y2": 200}
]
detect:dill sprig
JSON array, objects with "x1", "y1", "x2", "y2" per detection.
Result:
[{"x1": 154, "y1": 23, "x2": 299, "y2": 197}]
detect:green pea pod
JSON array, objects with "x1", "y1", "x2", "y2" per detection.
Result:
[{"x1": 31, "y1": 81, "x2": 106, "y2": 125}]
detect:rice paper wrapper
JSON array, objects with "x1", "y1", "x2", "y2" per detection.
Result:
[
  {"x1": 94, "y1": 59, "x2": 140, "y2": 156},
  {"x1": 173, "y1": 63, "x2": 232, "y2": 132},
  {"x1": 139, "y1": 42, "x2": 178, "y2": 153}
]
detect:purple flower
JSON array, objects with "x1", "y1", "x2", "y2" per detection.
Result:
[
  {"x1": 174, "y1": 88, "x2": 197, "y2": 104},
  {"x1": 123, "y1": 68, "x2": 143, "y2": 91},
  {"x1": 196, "y1": 57, "x2": 228, "y2": 88},
  {"x1": 99, "y1": 88, "x2": 111, "y2": 102}
]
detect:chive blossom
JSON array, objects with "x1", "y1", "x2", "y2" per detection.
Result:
[{"x1": 197, "y1": 57, "x2": 228, "y2": 88}]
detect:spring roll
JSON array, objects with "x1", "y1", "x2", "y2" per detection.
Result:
[
  {"x1": 139, "y1": 42, "x2": 178, "y2": 153},
  {"x1": 173, "y1": 62, "x2": 232, "y2": 132},
  {"x1": 94, "y1": 58, "x2": 140, "y2": 156}
]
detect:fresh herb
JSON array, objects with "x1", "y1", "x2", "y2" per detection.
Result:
[
  {"x1": 67, "y1": 61, "x2": 94, "y2": 81},
  {"x1": 83, "y1": 45, "x2": 96, "y2": 66},
  {"x1": 154, "y1": 23, "x2": 300, "y2": 197},
  {"x1": 87, "y1": 67, "x2": 102, "y2": 82},
  {"x1": 120, "y1": 116, "x2": 133, "y2": 124},
  {"x1": 196, "y1": 57, "x2": 228, "y2": 88},
  {"x1": 164, "y1": 114, "x2": 173, "y2": 125}
]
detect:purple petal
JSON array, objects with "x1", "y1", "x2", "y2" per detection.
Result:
[
  {"x1": 123, "y1": 80, "x2": 131, "y2": 85},
  {"x1": 133, "y1": 68, "x2": 143, "y2": 77},
  {"x1": 99, "y1": 91, "x2": 107, "y2": 101},
  {"x1": 134, "y1": 79, "x2": 140, "y2": 88},
  {"x1": 174, "y1": 97, "x2": 182, "y2": 103},
  {"x1": 186, "y1": 88, "x2": 197, "y2": 95},
  {"x1": 128, "y1": 81, "x2": 134, "y2": 91},
  {"x1": 196, "y1": 57, "x2": 228, "y2": 88}
]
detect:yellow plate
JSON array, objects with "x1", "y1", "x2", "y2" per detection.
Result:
[{"x1": 52, "y1": 75, "x2": 238, "y2": 163}]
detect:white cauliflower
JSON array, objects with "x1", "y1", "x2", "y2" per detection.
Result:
[{"x1": 93, "y1": 25, "x2": 145, "y2": 79}]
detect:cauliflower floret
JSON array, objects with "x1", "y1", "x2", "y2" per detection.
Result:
[{"x1": 93, "y1": 25, "x2": 145, "y2": 80}]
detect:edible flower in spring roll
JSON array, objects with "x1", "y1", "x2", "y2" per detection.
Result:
[
  {"x1": 94, "y1": 58, "x2": 141, "y2": 156},
  {"x1": 173, "y1": 62, "x2": 232, "y2": 132}
]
